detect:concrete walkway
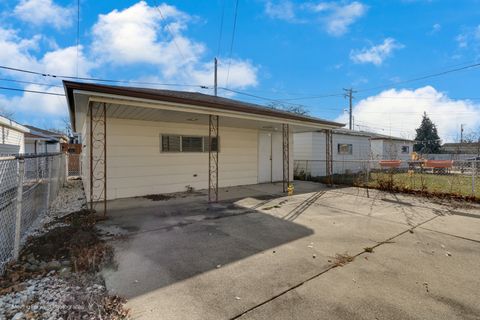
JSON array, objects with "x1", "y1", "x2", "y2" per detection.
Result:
[{"x1": 99, "y1": 182, "x2": 480, "y2": 320}]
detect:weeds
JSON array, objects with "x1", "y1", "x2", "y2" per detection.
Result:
[
  {"x1": 331, "y1": 253, "x2": 355, "y2": 267},
  {"x1": 364, "y1": 247, "x2": 374, "y2": 253}
]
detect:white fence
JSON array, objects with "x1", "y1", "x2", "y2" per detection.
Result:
[{"x1": 0, "y1": 153, "x2": 66, "y2": 274}]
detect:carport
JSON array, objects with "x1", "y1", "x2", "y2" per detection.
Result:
[{"x1": 63, "y1": 81, "x2": 343, "y2": 214}]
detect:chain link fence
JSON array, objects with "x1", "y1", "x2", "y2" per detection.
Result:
[
  {"x1": 0, "y1": 153, "x2": 66, "y2": 274},
  {"x1": 294, "y1": 159, "x2": 480, "y2": 199}
]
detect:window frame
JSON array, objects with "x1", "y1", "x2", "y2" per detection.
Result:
[
  {"x1": 337, "y1": 143, "x2": 353, "y2": 155},
  {"x1": 160, "y1": 134, "x2": 219, "y2": 153},
  {"x1": 401, "y1": 145, "x2": 410, "y2": 154}
]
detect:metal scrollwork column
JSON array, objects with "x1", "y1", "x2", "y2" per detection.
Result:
[
  {"x1": 89, "y1": 102, "x2": 107, "y2": 216},
  {"x1": 208, "y1": 115, "x2": 219, "y2": 203},
  {"x1": 282, "y1": 123, "x2": 290, "y2": 193}
]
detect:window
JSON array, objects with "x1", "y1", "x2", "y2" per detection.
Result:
[
  {"x1": 337, "y1": 144, "x2": 353, "y2": 155},
  {"x1": 182, "y1": 136, "x2": 203, "y2": 152},
  {"x1": 401, "y1": 146, "x2": 410, "y2": 154},
  {"x1": 204, "y1": 137, "x2": 219, "y2": 152},
  {"x1": 162, "y1": 135, "x2": 181, "y2": 152},
  {"x1": 161, "y1": 135, "x2": 219, "y2": 152}
]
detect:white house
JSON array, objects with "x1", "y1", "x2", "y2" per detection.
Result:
[
  {"x1": 0, "y1": 115, "x2": 29, "y2": 155},
  {"x1": 369, "y1": 132, "x2": 413, "y2": 161},
  {"x1": 294, "y1": 129, "x2": 372, "y2": 177},
  {"x1": 63, "y1": 81, "x2": 343, "y2": 203},
  {"x1": 24, "y1": 125, "x2": 68, "y2": 154}
]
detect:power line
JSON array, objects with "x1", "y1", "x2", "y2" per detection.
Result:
[
  {"x1": 0, "y1": 78, "x2": 63, "y2": 88},
  {"x1": 151, "y1": 0, "x2": 187, "y2": 62},
  {"x1": 356, "y1": 62, "x2": 480, "y2": 93},
  {"x1": 219, "y1": 87, "x2": 343, "y2": 112},
  {"x1": 225, "y1": 0, "x2": 240, "y2": 88},
  {"x1": 76, "y1": 0, "x2": 80, "y2": 77},
  {"x1": 0, "y1": 86, "x2": 65, "y2": 96},
  {"x1": 0, "y1": 65, "x2": 209, "y2": 88},
  {"x1": 216, "y1": 0, "x2": 226, "y2": 57}
]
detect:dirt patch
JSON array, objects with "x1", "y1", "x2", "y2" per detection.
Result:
[
  {"x1": 0, "y1": 209, "x2": 128, "y2": 319},
  {"x1": 143, "y1": 193, "x2": 175, "y2": 201},
  {"x1": 331, "y1": 253, "x2": 355, "y2": 267}
]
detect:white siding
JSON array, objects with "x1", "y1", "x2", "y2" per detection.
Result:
[
  {"x1": 370, "y1": 140, "x2": 383, "y2": 160},
  {"x1": 103, "y1": 118, "x2": 259, "y2": 200},
  {"x1": 293, "y1": 132, "x2": 314, "y2": 160},
  {"x1": 294, "y1": 131, "x2": 371, "y2": 177},
  {"x1": 0, "y1": 125, "x2": 24, "y2": 155}
]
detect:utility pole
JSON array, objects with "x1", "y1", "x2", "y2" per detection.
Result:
[
  {"x1": 460, "y1": 123, "x2": 465, "y2": 143},
  {"x1": 343, "y1": 88, "x2": 357, "y2": 130},
  {"x1": 214, "y1": 57, "x2": 218, "y2": 97}
]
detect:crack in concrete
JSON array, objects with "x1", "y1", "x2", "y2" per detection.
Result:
[{"x1": 229, "y1": 215, "x2": 441, "y2": 320}]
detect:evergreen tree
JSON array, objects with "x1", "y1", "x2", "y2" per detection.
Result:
[{"x1": 414, "y1": 112, "x2": 441, "y2": 153}]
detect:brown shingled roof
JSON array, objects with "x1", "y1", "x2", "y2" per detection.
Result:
[{"x1": 63, "y1": 81, "x2": 344, "y2": 131}]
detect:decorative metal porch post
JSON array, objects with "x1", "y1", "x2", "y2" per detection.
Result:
[
  {"x1": 89, "y1": 102, "x2": 107, "y2": 216},
  {"x1": 282, "y1": 123, "x2": 290, "y2": 193},
  {"x1": 208, "y1": 115, "x2": 219, "y2": 202}
]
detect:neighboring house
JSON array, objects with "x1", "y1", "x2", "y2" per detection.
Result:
[
  {"x1": 0, "y1": 115, "x2": 29, "y2": 155},
  {"x1": 24, "y1": 125, "x2": 68, "y2": 154},
  {"x1": 63, "y1": 81, "x2": 343, "y2": 202},
  {"x1": 368, "y1": 132, "x2": 413, "y2": 161},
  {"x1": 441, "y1": 142, "x2": 480, "y2": 155},
  {"x1": 294, "y1": 129, "x2": 372, "y2": 176}
]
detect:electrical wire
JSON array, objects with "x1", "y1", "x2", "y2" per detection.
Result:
[
  {"x1": 0, "y1": 86, "x2": 65, "y2": 96},
  {"x1": 217, "y1": 0, "x2": 226, "y2": 57},
  {"x1": 0, "y1": 65, "x2": 209, "y2": 88},
  {"x1": 151, "y1": 0, "x2": 187, "y2": 62},
  {"x1": 356, "y1": 62, "x2": 480, "y2": 93},
  {"x1": 0, "y1": 78, "x2": 63, "y2": 88},
  {"x1": 225, "y1": 0, "x2": 240, "y2": 88},
  {"x1": 76, "y1": 0, "x2": 80, "y2": 78}
]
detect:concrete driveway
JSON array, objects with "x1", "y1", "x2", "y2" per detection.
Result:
[{"x1": 99, "y1": 182, "x2": 480, "y2": 320}]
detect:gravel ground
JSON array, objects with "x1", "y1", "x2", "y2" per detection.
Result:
[
  {"x1": 0, "y1": 179, "x2": 128, "y2": 320},
  {"x1": 25, "y1": 179, "x2": 87, "y2": 240}
]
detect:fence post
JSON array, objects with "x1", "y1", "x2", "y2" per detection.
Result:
[
  {"x1": 65, "y1": 153, "x2": 69, "y2": 184},
  {"x1": 45, "y1": 156, "x2": 52, "y2": 211},
  {"x1": 13, "y1": 158, "x2": 25, "y2": 260},
  {"x1": 472, "y1": 160, "x2": 476, "y2": 196}
]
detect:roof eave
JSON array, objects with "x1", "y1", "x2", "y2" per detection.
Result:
[{"x1": 63, "y1": 81, "x2": 344, "y2": 130}]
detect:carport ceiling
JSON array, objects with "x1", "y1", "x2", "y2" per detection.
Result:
[{"x1": 104, "y1": 103, "x2": 318, "y2": 133}]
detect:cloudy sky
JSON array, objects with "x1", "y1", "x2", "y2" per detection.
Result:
[{"x1": 0, "y1": 0, "x2": 479, "y2": 141}]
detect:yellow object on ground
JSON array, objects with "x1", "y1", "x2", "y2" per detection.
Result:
[{"x1": 287, "y1": 184, "x2": 294, "y2": 196}]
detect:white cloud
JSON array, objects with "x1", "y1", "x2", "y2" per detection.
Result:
[
  {"x1": 429, "y1": 23, "x2": 441, "y2": 34},
  {"x1": 0, "y1": 28, "x2": 41, "y2": 73},
  {"x1": 264, "y1": 1, "x2": 366, "y2": 36},
  {"x1": 265, "y1": 1, "x2": 297, "y2": 22},
  {"x1": 91, "y1": 1, "x2": 257, "y2": 87},
  {"x1": 41, "y1": 45, "x2": 95, "y2": 77},
  {"x1": 0, "y1": 29, "x2": 92, "y2": 117},
  {"x1": 350, "y1": 38, "x2": 404, "y2": 65},
  {"x1": 335, "y1": 86, "x2": 480, "y2": 142},
  {"x1": 14, "y1": 0, "x2": 73, "y2": 29},
  {"x1": 1, "y1": 1, "x2": 259, "y2": 125},
  {"x1": 91, "y1": 1, "x2": 202, "y2": 67},
  {"x1": 189, "y1": 59, "x2": 258, "y2": 89},
  {"x1": 308, "y1": 1, "x2": 367, "y2": 36},
  {"x1": 456, "y1": 25, "x2": 480, "y2": 49}
]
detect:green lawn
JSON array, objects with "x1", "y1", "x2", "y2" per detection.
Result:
[
  {"x1": 303, "y1": 171, "x2": 480, "y2": 199},
  {"x1": 367, "y1": 172, "x2": 480, "y2": 198}
]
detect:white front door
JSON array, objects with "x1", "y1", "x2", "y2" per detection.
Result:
[{"x1": 258, "y1": 132, "x2": 272, "y2": 183}]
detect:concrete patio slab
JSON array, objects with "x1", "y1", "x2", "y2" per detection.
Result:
[
  {"x1": 241, "y1": 227, "x2": 480, "y2": 320},
  {"x1": 99, "y1": 182, "x2": 480, "y2": 320}
]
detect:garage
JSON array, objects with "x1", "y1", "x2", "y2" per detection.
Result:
[{"x1": 63, "y1": 81, "x2": 342, "y2": 212}]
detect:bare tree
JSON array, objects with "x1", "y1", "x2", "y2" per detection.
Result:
[
  {"x1": 266, "y1": 102, "x2": 310, "y2": 116},
  {"x1": 0, "y1": 106, "x2": 14, "y2": 119}
]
